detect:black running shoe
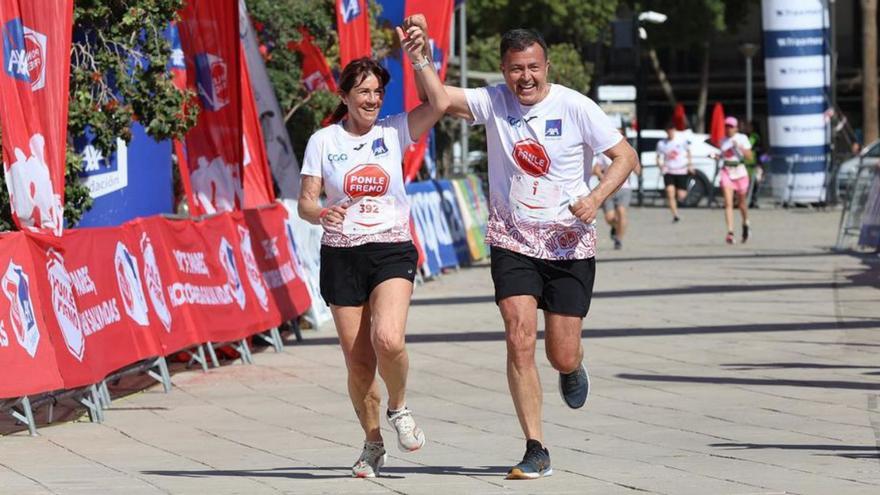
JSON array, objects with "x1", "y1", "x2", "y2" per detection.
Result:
[
  {"x1": 741, "y1": 222, "x2": 751, "y2": 243},
  {"x1": 506, "y1": 439, "x2": 552, "y2": 480},
  {"x1": 559, "y1": 362, "x2": 590, "y2": 409}
]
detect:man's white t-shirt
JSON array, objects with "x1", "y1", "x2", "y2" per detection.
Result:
[
  {"x1": 465, "y1": 83, "x2": 621, "y2": 260},
  {"x1": 300, "y1": 113, "x2": 413, "y2": 247},
  {"x1": 656, "y1": 133, "x2": 690, "y2": 175}
]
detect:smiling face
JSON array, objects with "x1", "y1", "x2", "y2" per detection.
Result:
[
  {"x1": 341, "y1": 73, "x2": 385, "y2": 132},
  {"x1": 501, "y1": 43, "x2": 550, "y2": 106}
]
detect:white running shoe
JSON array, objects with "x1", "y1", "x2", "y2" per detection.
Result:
[
  {"x1": 352, "y1": 441, "x2": 386, "y2": 478},
  {"x1": 386, "y1": 408, "x2": 426, "y2": 452}
]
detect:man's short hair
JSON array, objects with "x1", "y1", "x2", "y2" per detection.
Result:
[{"x1": 500, "y1": 29, "x2": 548, "y2": 61}]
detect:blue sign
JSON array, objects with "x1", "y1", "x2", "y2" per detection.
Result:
[
  {"x1": 406, "y1": 180, "x2": 458, "y2": 275},
  {"x1": 435, "y1": 180, "x2": 470, "y2": 266}
]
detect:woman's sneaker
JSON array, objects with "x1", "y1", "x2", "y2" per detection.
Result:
[
  {"x1": 725, "y1": 231, "x2": 736, "y2": 244},
  {"x1": 558, "y1": 362, "x2": 590, "y2": 409},
  {"x1": 507, "y1": 439, "x2": 553, "y2": 479},
  {"x1": 742, "y1": 222, "x2": 751, "y2": 243},
  {"x1": 352, "y1": 441, "x2": 386, "y2": 478},
  {"x1": 386, "y1": 408, "x2": 426, "y2": 452}
]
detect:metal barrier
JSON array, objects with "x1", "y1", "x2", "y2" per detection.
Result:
[{"x1": 835, "y1": 148, "x2": 880, "y2": 250}]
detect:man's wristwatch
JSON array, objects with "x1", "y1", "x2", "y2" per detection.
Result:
[{"x1": 412, "y1": 57, "x2": 430, "y2": 71}]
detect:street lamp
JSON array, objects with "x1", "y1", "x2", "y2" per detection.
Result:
[
  {"x1": 634, "y1": 10, "x2": 666, "y2": 205},
  {"x1": 738, "y1": 43, "x2": 759, "y2": 124}
]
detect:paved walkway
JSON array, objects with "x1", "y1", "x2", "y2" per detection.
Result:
[{"x1": 1, "y1": 206, "x2": 879, "y2": 494}]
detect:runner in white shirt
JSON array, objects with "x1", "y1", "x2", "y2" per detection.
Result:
[
  {"x1": 655, "y1": 122, "x2": 693, "y2": 222},
  {"x1": 298, "y1": 21, "x2": 450, "y2": 478},
  {"x1": 592, "y1": 151, "x2": 633, "y2": 250},
  {"x1": 410, "y1": 19, "x2": 638, "y2": 479},
  {"x1": 716, "y1": 116, "x2": 753, "y2": 244}
]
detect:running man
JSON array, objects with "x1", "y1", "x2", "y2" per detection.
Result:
[
  {"x1": 655, "y1": 121, "x2": 693, "y2": 222},
  {"x1": 409, "y1": 18, "x2": 638, "y2": 479},
  {"x1": 593, "y1": 152, "x2": 633, "y2": 250}
]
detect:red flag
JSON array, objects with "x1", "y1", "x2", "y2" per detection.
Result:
[
  {"x1": 402, "y1": 0, "x2": 454, "y2": 182},
  {"x1": 672, "y1": 103, "x2": 687, "y2": 131},
  {"x1": 336, "y1": 0, "x2": 371, "y2": 67},
  {"x1": 241, "y1": 45, "x2": 275, "y2": 207},
  {"x1": 288, "y1": 28, "x2": 337, "y2": 94},
  {"x1": 0, "y1": 1, "x2": 73, "y2": 236},
  {"x1": 709, "y1": 102, "x2": 726, "y2": 147},
  {"x1": 177, "y1": 0, "x2": 244, "y2": 216}
]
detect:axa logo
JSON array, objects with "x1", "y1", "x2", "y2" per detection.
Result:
[
  {"x1": 372, "y1": 137, "x2": 388, "y2": 156},
  {"x1": 512, "y1": 138, "x2": 551, "y2": 177},
  {"x1": 340, "y1": 0, "x2": 361, "y2": 23},
  {"x1": 3, "y1": 18, "x2": 47, "y2": 91},
  {"x1": 545, "y1": 119, "x2": 562, "y2": 138},
  {"x1": 166, "y1": 23, "x2": 185, "y2": 70},
  {"x1": 328, "y1": 152, "x2": 349, "y2": 162},
  {"x1": 344, "y1": 163, "x2": 390, "y2": 198},
  {"x1": 195, "y1": 53, "x2": 229, "y2": 111},
  {"x1": 2, "y1": 261, "x2": 40, "y2": 358}
]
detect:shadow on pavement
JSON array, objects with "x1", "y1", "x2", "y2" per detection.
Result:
[
  {"x1": 615, "y1": 373, "x2": 880, "y2": 391},
  {"x1": 295, "y1": 320, "x2": 880, "y2": 346},
  {"x1": 710, "y1": 442, "x2": 880, "y2": 459},
  {"x1": 142, "y1": 465, "x2": 508, "y2": 480},
  {"x1": 721, "y1": 362, "x2": 880, "y2": 371}
]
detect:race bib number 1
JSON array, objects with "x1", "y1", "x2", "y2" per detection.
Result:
[
  {"x1": 509, "y1": 175, "x2": 565, "y2": 222},
  {"x1": 343, "y1": 196, "x2": 397, "y2": 235}
]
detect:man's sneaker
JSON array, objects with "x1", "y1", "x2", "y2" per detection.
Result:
[
  {"x1": 741, "y1": 222, "x2": 751, "y2": 243},
  {"x1": 610, "y1": 226, "x2": 617, "y2": 239},
  {"x1": 507, "y1": 439, "x2": 553, "y2": 480},
  {"x1": 559, "y1": 363, "x2": 590, "y2": 408},
  {"x1": 613, "y1": 238, "x2": 623, "y2": 250},
  {"x1": 673, "y1": 215, "x2": 681, "y2": 223},
  {"x1": 352, "y1": 441, "x2": 386, "y2": 478},
  {"x1": 386, "y1": 408, "x2": 426, "y2": 452},
  {"x1": 725, "y1": 232, "x2": 736, "y2": 244}
]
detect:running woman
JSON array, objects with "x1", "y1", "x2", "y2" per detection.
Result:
[
  {"x1": 410, "y1": 19, "x2": 638, "y2": 479},
  {"x1": 655, "y1": 121, "x2": 693, "y2": 222},
  {"x1": 297, "y1": 22, "x2": 449, "y2": 478},
  {"x1": 717, "y1": 116, "x2": 753, "y2": 244}
]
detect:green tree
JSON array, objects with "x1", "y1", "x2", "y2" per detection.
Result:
[{"x1": 0, "y1": 0, "x2": 198, "y2": 231}]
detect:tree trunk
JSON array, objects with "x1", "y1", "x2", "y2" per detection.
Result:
[
  {"x1": 647, "y1": 47, "x2": 676, "y2": 108},
  {"x1": 696, "y1": 40, "x2": 711, "y2": 133},
  {"x1": 863, "y1": 0, "x2": 879, "y2": 144}
]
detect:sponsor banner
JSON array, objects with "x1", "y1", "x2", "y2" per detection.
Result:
[
  {"x1": 238, "y1": 1, "x2": 302, "y2": 200},
  {"x1": 0, "y1": 232, "x2": 64, "y2": 398},
  {"x1": 240, "y1": 45, "x2": 275, "y2": 208},
  {"x1": 0, "y1": 0, "x2": 73, "y2": 236},
  {"x1": 75, "y1": 123, "x2": 174, "y2": 227},
  {"x1": 451, "y1": 177, "x2": 488, "y2": 261},
  {"x1": 23, "y1": 229, "x2": 162, "y2": 389},
  {"x1": 406, "y1": 180, "x2": 457, "y2": 274},
  {"x1": 761, "y1": 1, "x2": 827, "y2": 31},
  {"x1": 241, "y1": 204, "x2": 311, "y2": 322},
  {"x1": 768, "y1": 145, "x2": 829, "y2": 174},
  {"x1": 337, "y1": 0, "x2": 371, "y2": 67},
  {"x1": 178, "y1": 0, "x2": 244, "y2": 215},
  {"x1": 859, "y1": 173, "x2": 880, "y2": 248},
  {"x1": 764, "y1": 55, "x2": 830, "y2": 90},
  {"x1": 279, "y1": 199, "x2": 332, "y2": 327},
  {"x1": 769, "y1": 171, "x2": 827, "y2": 203},
  {"x1": 435, "y1": 180, "x2": 470, "y2": 265},
  {"x1": 767, "y1": 114, "x2": 829, "y2": 148},
  {"x1": 766, "y1": 88, "x2": 827, "y2": 116},
  {"x1": 763, "y1": 29, "x2": 827, "y2": 59}
]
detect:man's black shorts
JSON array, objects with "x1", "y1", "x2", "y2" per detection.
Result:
[
  {"x1": 490, "y1": 246, "x2": 596, "y2": 317},
  {"x1": 320, "y1": 242, "x2": 418, "y2": 306},
  {"x1": 663, "y1": 173, "x2": 690, "y2": 191}
]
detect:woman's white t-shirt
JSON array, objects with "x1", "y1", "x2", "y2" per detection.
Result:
[{"x1": 300, "y1": 113, "x2": 413, "y2": 247}]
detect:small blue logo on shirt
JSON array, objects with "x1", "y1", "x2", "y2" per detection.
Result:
[
  {"x1": 506, "y1": 116, "x2": 523, "y2": 128},
  {"x1": 545, "y1": 119, "x2": 562, "y2": 138},
  {"x1": 372, "y1": 138, "x2": 388, "y2": 156}
]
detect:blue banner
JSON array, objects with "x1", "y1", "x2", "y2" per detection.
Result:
[
  {"x1": 763, "y1": 29, "x2": 828, "y2": 58},
  {"x1": 767, "y1": 88, "x2": 827, "y2": 116},
  {"x1": 75, "y1": 123, "x2": 173, "y2": 227},
  {"x1": 406, "y1": 180, "x2": 457, "y2": 274},
  {"x1": 435, "y1": 179, "x2": 470, "y2": 265}
]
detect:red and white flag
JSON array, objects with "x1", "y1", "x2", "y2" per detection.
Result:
[
  {"x1": 336, "y1": 0, "x2": 371, "y2": 67},
  {"x1": 241, "y1": 45, "x2": 275, "y2": 207},
  {"x1": 0, "y1": 0, "x2": 73, "y2": 235},
  {"x1": 177, "y1": 0, "x2": 243, "y2": 216}
]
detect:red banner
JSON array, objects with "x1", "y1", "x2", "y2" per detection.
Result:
[
  {"x1": 0, "y1": 0, "x2": 73, "y2": 235},
  {"x1": 288, "y1": 28, "x2": 337, "y2": 94},
  {"x1": 241, "y1": 45, "x2": 275, "y2": 208},
  {"x1": 402, "y1": 0, "x2": 454, "y2": 182},
  {"x1": 0, "y1": 233, "x2": 64, "y2": 398},
  {"x1": 178, "y1": 0, "x2": 244, "y2": 216},
  {"x1": 337, "y1": 0, "x2": 371, "y2": 67}
]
